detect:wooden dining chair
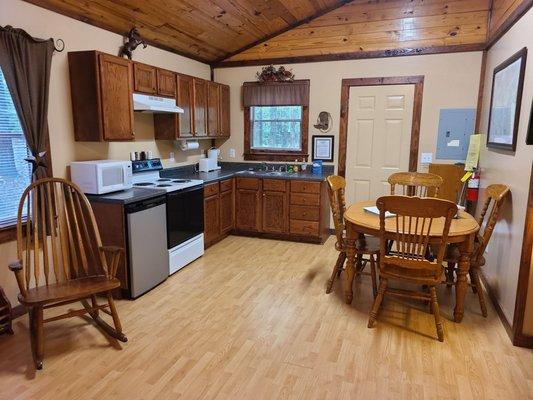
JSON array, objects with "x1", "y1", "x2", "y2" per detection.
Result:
[
  {"x1": 388, "y1": 172, "x2": 443, "y2": 197},
  {"x1": 444, "y1": 184, "x2": 510, "y2": 317},
  {"x1": 8, "y1": 178, "x2": 127, "y2": 370},
  {"x1": 368, "y1": 195, "x2": 457, "y2": 342},
  {"x1": 326, "y1": 175, "x2": 379, "y2": 297}
]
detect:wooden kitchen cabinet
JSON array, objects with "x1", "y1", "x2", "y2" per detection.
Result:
[
  {"x1": 207, "y1": 81, "x2": 220, "y2": 137},
  {"x1": 157, "y1": 68, "x2": 176, "y2": 97},
  {"x1": 133, "y1": 62, "x2": 157, "y2": 94},
  {"x1": 193, "y1": 78, "x2": 208, "y2": 137},
  {"x1": 234, "y1": 177, "x2": 329, "y2": 243},
  {"x1": 204, "y1": 189, "x2": 220, "y2": 247},
  {"x1": 220, "y1": 182, "x2": 234, "y2": 234},
  {"x1": 235, "y1": 178, "x2": 262, "y2": 232},
  {"x1": 68, "y1": 51, "x2": 134, "y2": 141},
  {"x1": 204, "y1": 179, "x2": 234, "y2": 249},
  {"x1": 262, "y1": 179, "x2": 288, "y2": 234},
  {"x1": 219, "y1": 84, "x2": 230, "y2": 137},
  {"x1": 154, "y1": 73, "x2": 194, "y2": 140}
]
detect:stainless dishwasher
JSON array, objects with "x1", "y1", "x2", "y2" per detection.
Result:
[{"x1": 125, "y1": 195, "x2": 169, "y2": 298}]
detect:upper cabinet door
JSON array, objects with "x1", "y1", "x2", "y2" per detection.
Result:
[
  {"x1": 98, "y1": 54, "x2": 134, "y2": 141},
  {"x1": 207, "y1": 81, "x2": 220, "y2": 137},
  {"x1": 177, "y1": 74, "x2": 194, "y2": 138},
  {"x1": 219, "y1": 84, "x2": 230, "y2": 137},
  {"x1": 133, "y1": 63, "x2": 157, "y2": 94},
  {"x1": 157, "y1": 69, "x2": 176, "y2": 97},
  {"x1": 193, "y1": 78, "x2": 207, "y2": 137}
]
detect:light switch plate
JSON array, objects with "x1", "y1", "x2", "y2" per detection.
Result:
[
  {"x1": 169, "y1": 152, "x2": 175, "y2": 161},
  {"x1": 421, "y1": 152, "x2": 433, "y2": 164},
  {"x1": 229, "y1": 148, "x2": 236, "y2": 158}
]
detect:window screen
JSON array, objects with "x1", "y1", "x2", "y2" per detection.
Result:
[{"x1": 0, "y1": 68, "x2": 31, "y2": 228}]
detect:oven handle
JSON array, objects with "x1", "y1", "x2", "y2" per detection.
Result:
[{"x1": 166, "y1": 184, "x2": 204, "y2": 198}]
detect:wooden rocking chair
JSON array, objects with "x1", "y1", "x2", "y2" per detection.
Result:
[{"x1": 8, "y1": 178, "x2": 127, "y2": 370}]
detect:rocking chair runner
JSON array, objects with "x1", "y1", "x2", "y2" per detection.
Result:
[{"x1": 8, "y1": 178, "x2": 127, "y2": 370}]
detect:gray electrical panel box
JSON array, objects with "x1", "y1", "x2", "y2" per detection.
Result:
[{"x1": 436, "y1": 108, "x2": 476, "y2": 160}]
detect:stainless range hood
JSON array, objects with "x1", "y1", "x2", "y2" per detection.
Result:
[{"x1": 133, "y1": 93, "x2": 184, "y2": 113}]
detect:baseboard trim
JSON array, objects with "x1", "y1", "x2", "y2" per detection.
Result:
[{"x1": 479, "y1": 272, "x2": 513, "y2": 341}]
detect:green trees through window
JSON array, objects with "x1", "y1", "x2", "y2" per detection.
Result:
[{"x1": 250, "y1": 106, "x2": 302, "y2": 151}]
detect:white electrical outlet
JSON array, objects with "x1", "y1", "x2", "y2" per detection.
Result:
[
  {"x1": 169, "y1": 152, "x2": 175, "y2": 161},
  {"x1": 421, "y1": 152, "x2": 433, "y2": 164},
  {"x1": 229, "y1": 148, "x2": 236, "y2": 158}
]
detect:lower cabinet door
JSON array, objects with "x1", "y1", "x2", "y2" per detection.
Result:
[
  {"x1": 204, "y1": 195, "x2": 220, "y2": 245},
  {"x1": 235, "y1": 188, "x2": 261, "y2": 231},
  {"x1": 219, "y1": 189, "x2": 234, "y2": 234},
  {"x1": 262, "y1": 191, "x2": 287, "y2": 234}
]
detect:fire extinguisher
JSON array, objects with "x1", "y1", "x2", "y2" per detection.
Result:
[{"x1": 466, "y1": 169, "x2": 480, "y2": 202}]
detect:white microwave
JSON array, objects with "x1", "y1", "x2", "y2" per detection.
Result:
[{"x1": 70, "y1": 160, "x2": 132, "y2": 194}]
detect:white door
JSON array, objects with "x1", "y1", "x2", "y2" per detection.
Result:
[{"x1": 345, "y1": 84, "x2": 414, "y2": 204}]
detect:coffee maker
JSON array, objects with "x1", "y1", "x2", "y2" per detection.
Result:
[{"x1": 199, "y1": 147, "x2": 221, "y2": 172}]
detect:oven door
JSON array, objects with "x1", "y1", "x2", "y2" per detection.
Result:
[{"x1": 166, "y1": 185, "x2": 204, "y2": 249}]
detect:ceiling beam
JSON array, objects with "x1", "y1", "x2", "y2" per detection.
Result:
[
  {"x1": 211, "y1": 0, "x2": 355, "y2": 65},
  {"x1": 214, "y1": 43, "x2": 487, "y2": 68}
]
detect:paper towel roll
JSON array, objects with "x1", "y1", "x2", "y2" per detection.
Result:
[{"x1": 178, "y1": 140, "x2": 200, "y2": 151}]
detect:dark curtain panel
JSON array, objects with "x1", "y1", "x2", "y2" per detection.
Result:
[
  {"x1": 0, "y1": 25, "x2": 54, "y2": 179},
  {"x1": 243, "y1": 80, "x2": 310, "y2": 107}
]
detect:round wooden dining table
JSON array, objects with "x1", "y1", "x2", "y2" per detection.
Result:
[{"x1": 343, "y1": 200, "x2": 480, "y2": 323}]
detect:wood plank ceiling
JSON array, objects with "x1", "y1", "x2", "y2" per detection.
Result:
[
  {"x1": 21, "y1": 0, "x2": 533, "y2": 66},
  {"x1": 23, "y1": 0, "x2": 346, "y2": 63}
]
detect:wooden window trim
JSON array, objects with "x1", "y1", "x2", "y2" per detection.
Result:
[{"x1": 243, "y1": 106, "x2": 309, "y2": 162}]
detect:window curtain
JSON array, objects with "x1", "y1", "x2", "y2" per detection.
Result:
[
  {"x1": 0, "y1": 25, "x2": 54, "y2": 180},
  {"x1": 242, "y1": 80, "x2": 310, "y2": 107}
]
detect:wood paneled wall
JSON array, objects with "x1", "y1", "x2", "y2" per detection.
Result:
[
  {"x1": 488, "y1": 0, "x2": 533, "y2": 44},
  {"x1": 223, "y1": 0, "x2": 491, "y2": 64},
  {"x1": 20, "y1": 0, "x2": 533, "y2": 65},
  {"x1": 22, "y1": 0, "x2": 344, "y2": 63}
]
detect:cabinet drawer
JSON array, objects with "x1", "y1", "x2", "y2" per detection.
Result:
[
  {"x1": 262, "y1": 179, "x2": 286, "y2": 192},
  {"x1": 236, "y1": 177, "x2": 260, "y2": 190},
  {"x1": 290, "y1": 205, "x2": 320, "y2": 221},
  {"x1": 290, "y1": 193, "x2": 320, "y2": 206},
  {"x1": 290, "y1": 220, "x2": 319, "y2": 236},
  {"x1": 204, "y1": 182, "x2": 219, "y2": 198},
  {"x1": 291, "y1": 180, "x2": 321, "y2": 194},
  {"x1": 220, "y1": 179, "x2": 233, "y2": 192}
]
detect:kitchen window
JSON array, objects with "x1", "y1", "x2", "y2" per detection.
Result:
[
  {"x1": 243, "y1": 80, "x2": 309, "y2": 161},
  {"x1": 0, "y1": 67, "x2": 31, "y2": 228}
]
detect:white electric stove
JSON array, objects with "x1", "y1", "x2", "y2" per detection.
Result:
[{"x1": 131, "y1": 159, "x2": 204, "y2": 275}]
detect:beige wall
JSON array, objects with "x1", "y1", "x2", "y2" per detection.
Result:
[
  {"x1": 0, "y1": 0, "x2": 211, "y2": 304},
  {"x1": 214, "y1": 52, "x2": 483, "y2": 171},
  {"x1": 478, "y1": 7, "x2": 533, "y2": 331}
]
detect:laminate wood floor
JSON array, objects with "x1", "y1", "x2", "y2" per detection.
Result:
[{"x1": 0, "y1": 236, "x2": 532, "y2": 399}]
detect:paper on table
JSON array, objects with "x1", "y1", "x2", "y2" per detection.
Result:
[{"x1": 363, "y1": 206, "x2": 395, "y2": 218}]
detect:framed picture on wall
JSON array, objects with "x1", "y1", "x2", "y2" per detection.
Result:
[
  {"x1": 527, "y1": 100, "x2": 533, "y2": 145},
  {"x1": 312, "y1": 135, "x2": 334, "y2": 162},
  {"x1": 487, "y1": 47, "x2": 528, "y2": 151}
]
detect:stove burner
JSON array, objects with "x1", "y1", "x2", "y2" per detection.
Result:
[
  {"x1": 156, "y1": 184, "x2": 172, "y2": 187},
  {"x1": 172, "y1": 179, "x2": 192, "y2": 183},
  {"x1": 135, "y1": 182, "x2": 155, "y2": 186},
  {"x1": 157, "y1": 178, "x2": 171, "y2": 182}
]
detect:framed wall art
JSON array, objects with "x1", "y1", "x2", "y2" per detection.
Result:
[
  {"x1": 312, "y1": 135, "x2": 334, "y2": 162},
  {"x1": 487, "y1": 47, "x2": 527, "y2": 151}
]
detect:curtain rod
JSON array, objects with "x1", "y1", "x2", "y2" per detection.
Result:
[{"x1": 0, "y1": 25, "x2": 65, "y2": 52}]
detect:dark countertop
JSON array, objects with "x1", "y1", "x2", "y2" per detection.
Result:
[
  {"x1": 87, "y1": 162, "x2": 333, "y2": 204},
  {"x1": 86, "y1": 187, "x2": 167, "y2": 204},
  {"x1": 160, "y1": 162, "x2": 334, "y2": 183}
]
